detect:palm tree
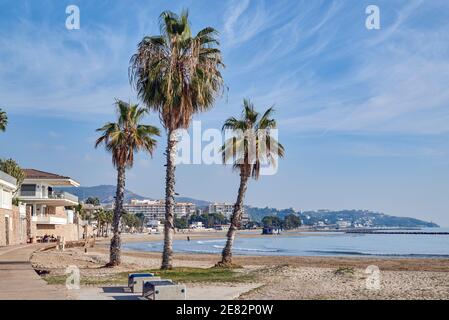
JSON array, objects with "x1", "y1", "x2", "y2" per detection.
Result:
[
  {"x1": 95, "y1": 100, "x2": 160, "y2": 266},
  {"x1": 94, "y1": 209, "x2": 106, "y2": 237},
  {"x1": 0, "y1": 108, "x2": 7, "y2": 132},
  {"x1": 129, "y1": 10, "x2": 224, "y2": 269},
  {"x1": 104, "y1": 210, "x2": 113, "y2": 237},
  {"x1": 217, "y1": 99, "x2": 285, "y2": 267}
]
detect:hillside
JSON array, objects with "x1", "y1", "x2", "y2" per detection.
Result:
[
  {"x1": 59, "y1": 185, "x2": 211, "y2": 207},
  {"x1": 245, "y1": 206, "x2": 439, "y2": 228},
  {"x1": 300, "y1": 209, "x2": 439, "y2": 228},
  {"x1": 59, "y1": 185, "x2": 147, "y2": 204},
  {"x1": 60, "y1": 185, "x2": 439, "y2": 228}
]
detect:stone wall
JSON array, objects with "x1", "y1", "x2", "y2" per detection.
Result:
[
  {"x1": 0, "y1": 206, "x2": 27, "y2": 246},
  {"x1": 1, "y1": 205, "x2": 95, "y2": 246},
  {"x1": 0, "y1": 208, "x2": 7, "y2": 246}
]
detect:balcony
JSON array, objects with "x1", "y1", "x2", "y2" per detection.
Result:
[
  {"x1": 19, "y1": 190, "x2": 79, "y2": 206},
  {"x1": 48, "y1": 191, "x2": 78, "y2": 203},
  {"x1": 32, "y1": 215, "x2": 68, "y2": 225}
]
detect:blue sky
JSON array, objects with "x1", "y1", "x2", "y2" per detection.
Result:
[{"x1": 1, "y1": 0, "x2": 449, "y2": 226}]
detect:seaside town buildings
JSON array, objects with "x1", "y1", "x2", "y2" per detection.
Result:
[
  {"x1": 124, "y1": 199, "x2": 251, "y2": 229},
  {"x1": 2, "y1": 168, "x2": 255, "y2": 247},
  {"x1": 123, "y1": 199, "x2": 196, "y2": 222}
]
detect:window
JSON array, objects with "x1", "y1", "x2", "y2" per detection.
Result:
[{"x1": 20, "y1": 184, "x2": 36, "y2": 196}]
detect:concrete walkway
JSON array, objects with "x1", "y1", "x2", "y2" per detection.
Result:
[{"x1": 0, "y1": 244, "x2": 66, "y2": 300}]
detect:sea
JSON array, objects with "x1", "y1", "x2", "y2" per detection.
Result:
[{"x1": 122, "y1": 228, "x2": 449, "y2": 258}]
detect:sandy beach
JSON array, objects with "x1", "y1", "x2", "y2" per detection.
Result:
[{"x1": 29, "y1": 231, "x2": 449, "y2": 300}]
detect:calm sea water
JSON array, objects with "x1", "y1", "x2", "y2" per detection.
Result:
[{"x1": 122, "y1": 228, "x2": 449, "y2": 258}]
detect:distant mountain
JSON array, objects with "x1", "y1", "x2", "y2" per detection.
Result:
[
  {"x1": 245, "y1": 206, "x2": 439, "y2": 228},
  {"x1": 60, "y1": 185, "x2": 147, "y2": 204},
  {"x1": 60, "y1": 185, "x2": 439, "y2": 228},
  {"x1": 59, "y1": 185, "x2": 211, "y2": 207}
]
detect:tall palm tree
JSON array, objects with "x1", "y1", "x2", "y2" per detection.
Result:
[
  {"x1": 0, "y1": 108, "x2": 7, "y2": 132},
  {"x1": 129, "y1": 10, "x2": 224, "y2": 269},
  {"x1": 217, "y1": 99, "x2": 285, "y2": 267},
  {"x1": 95, "y1": 100, "x2": 160, "y2": 266}
]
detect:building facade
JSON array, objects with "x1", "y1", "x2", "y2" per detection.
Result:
[
  {"x1": 208, "y1": 202, "x2": 250, "y2": 226},
  {"x1": 18, "y1": 169, "x2": 82, "y2": 241},
  {"x1": 208, "y1": 203, "x2": 236, "y2": 218},
  {"x1": 124, "y1": 199, "x2": 196, "y2": 222},
  {"x1": 0, "y1": 170, "x2": 27, "y2": 246}
]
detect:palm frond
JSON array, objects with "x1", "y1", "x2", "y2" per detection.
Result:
[
  {"x1": 95, "y1": 100, "x2": 160, "y2": 168},
  {"x1": 129, "y1": 10, "x2": 225, "y2": 131},
  {"x1": 220, "y1": 99, "x2": 285, "y2": 179}
]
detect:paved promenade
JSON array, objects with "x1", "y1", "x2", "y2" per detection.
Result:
[{"x1": 0, "y1": 244, "x2": 66, "y2": 300}]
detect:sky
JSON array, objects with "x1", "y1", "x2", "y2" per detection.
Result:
[{"x1": 1, "y1": 0, "x2": 449, "y2": 226}]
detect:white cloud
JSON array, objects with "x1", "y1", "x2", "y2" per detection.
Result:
[{"x1": 0, "y1": 18, "x2": 135, "y2": 119}]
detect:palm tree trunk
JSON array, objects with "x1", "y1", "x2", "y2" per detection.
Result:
[
  {"x1": 97, "y1": 219, "x2": 100, "y2": 237},
  {"x1": 26, "y1": 206, "x2": 31, "y2": 242},
  {"x1": 218, "y1": 170, "x2": 250, "y2": 267},
  {"x1": 109, "y1": 165, "x2": 125, "y2": 267},
  {"x1": 161, "y1": 129, "x2": 177, "y2": 270}
]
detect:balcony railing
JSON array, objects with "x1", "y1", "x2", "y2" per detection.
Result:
[
  {"x1": 48, "y1": 191, "x2": 79, "y2": 203},
  {"x1": 19, "y1": 190, "x2": 78, "y2": 203},
  {"x1": 32, "y1": 216, "x2": 68, "y2": 225}
]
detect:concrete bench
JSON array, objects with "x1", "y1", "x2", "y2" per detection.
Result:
[
  {"x1": 142, "y1": 280, "x2": 186, "y2": 300},
  {"x1": 128, "y1": 273, "x2": 158, "y2": 293}
]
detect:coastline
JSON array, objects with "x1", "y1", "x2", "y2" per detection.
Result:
[
  {"x1": 29, "y1": 232, "x2": 449, "y2": 300},
  {"x1": 114, "y1": 232, "x2": 449, "y2": 272}
]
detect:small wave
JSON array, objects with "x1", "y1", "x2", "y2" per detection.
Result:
[
  {"x1": 213, "y1": 245, "x2": 280, "y2": 253},
  {"x1": 235, "y1": 247, "x2": 280, "y2": 253},
  {"x1": 179, "y1": 248, "x2": 221, "y2": 254},
  {"x1": 307, "y1": 250, "x2": 449, "y2": 258},
  {"x1": 197, "y1": 239, "x2": 226, "y2": 244}
]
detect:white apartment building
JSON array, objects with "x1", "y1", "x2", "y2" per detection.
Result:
[
  {"x1": 0, "y1": 170, "x2": 15, "y2": 211},
  {"x1": 208, "y1": 202, "x2": 250, "y2": 225},
  {"x1": 123, "y1": 199, "x2": 196, "y2": 222},
  {"x1": 18, "y1": 169, "x2": 80, "y2": 241},
  {"x1": 208, "y1": 202, "x2": 235, "y2": 218},
  {"x1": 1, "y1": 170, "x2": 19, "y2": 246}
]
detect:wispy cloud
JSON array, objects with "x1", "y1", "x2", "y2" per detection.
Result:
[
  {"x1": 257, "y1": 1, "x2": 449, "y2": 135},
  {"x1": 0, "y1": 9, "x2": 137, "y2": 119}
]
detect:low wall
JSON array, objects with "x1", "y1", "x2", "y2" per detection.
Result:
[
  {"x1": 34, "y1": 223, "x2": 94, "y2": 242},
  {"x1": 0, "y1": 206, "x2": 27, "y2": 246}
]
